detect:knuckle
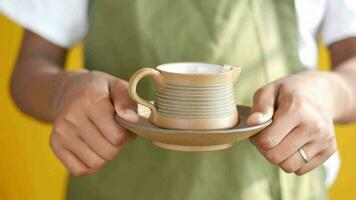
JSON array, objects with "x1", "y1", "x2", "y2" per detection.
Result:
[
  {"x1": 87, "y1": 71, "x2": 103, "y2": 80},
  {"x1": 314, "y1": 121, "x2": 324, "y2": 133},
  {"x1": 49, "y1": 133, "x2": 58, "y2": 149},
  {"x1": 110, "y1": 134, "x2": 125, "y2": 146},
  {"x1": 53, "y1": 128, "x2": 67, "y2": 140},
  {"x1": 77, "y1": 88, "x2": 94, "y2": 101},
  {"x1": 71, "y1": 167, "x2": 91, "y2": 177},
  {"x1": 325, "y1": 130, "x2": 335, "y2": 143},
  {"x1": 52, "y1": 118, "x2": 74, "y2": 140},
  {"x1": 280, "y1": 162, "x2": 297, "y2": 173},
  {"x1": 49, "y1": 134, "x2": 62, "y2": 154},
  {"x1": 278, "y1": 83, "x2": 289, "y2": 94},
  {"x1": 295, "y1": 170, "x2": 305, "y2": 176},
  {"x1": 85, "y1": 92, "x2": 109, "y2": 105},
  {"x1": 292, "y1": 96, "x2": 306, "y2": 114},
  {"x1": 259, "y1": 135, "x2": 278, "y2": 149},
  {"x1": 90, "y1": 70, "x2": 104, "y2": 77},
  {"x1": 254, "y1": 88, "x2": 264, "y2": 98},
  {"x1": 102, "y1": 147, "x2": 121, "y2": 160},
  {"x1": 111, "y1": 131, "x2": 129, "y2": 145},
  {"x1": 92, "y1": 94, "x2": 111, "y2": 106},
  {"x1": 303, "y1": 129, "x2": 314, "y2": 139},
  {"x1": 88, "y1": 158, "x2": 106, "y2": 170},
  {"x1": 112, "y1": 78, "x2": 128, "y2": 89},
  {"x1": 265, "y1": 151, "x2": 281, "y2": 165},
  {"x1": 53, "y1": 120, "x2": 65, "y2": 135},
  {"x1": 254, "y1": 86, "x2": 270, "y2": 101},
  {"x1": 77, "y1": 86, "x2": 109, "y2": 105}
]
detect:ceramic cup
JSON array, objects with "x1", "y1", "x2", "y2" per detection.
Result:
[{"x1": 128, "y1": 62, "x2": 241, "y2": 130}]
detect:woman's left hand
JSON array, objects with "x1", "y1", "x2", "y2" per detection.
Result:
[{"x1": 247, "y1": 71, "x2": 338, "y2": 175}]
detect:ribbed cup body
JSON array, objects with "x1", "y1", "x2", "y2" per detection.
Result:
[
  {"x1": 155, "y1": 83, "x2": 236, "y2": 118},
  {"x1": 153, "y1": 81, "x2": 238, "y2": 130}
]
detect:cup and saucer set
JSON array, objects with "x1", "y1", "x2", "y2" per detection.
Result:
[{"x1": 116, "y1": 63, "x2": 272, "y2": 152}]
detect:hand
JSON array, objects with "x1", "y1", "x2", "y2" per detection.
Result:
[
  {"x1": 247, "y1": 72, "x2": 337, "y2": 175},
  {"x1": 49, "y1": 70, "x2": 139, "y2": 176}
]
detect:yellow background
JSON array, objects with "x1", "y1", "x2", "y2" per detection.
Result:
[{"x1": 1, "y1": 14, "x2": 356, "y2": 200}]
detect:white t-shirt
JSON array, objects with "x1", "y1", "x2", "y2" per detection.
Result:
[{"x1": 2, "y1": 0, "x2": 356, "y2": 187}]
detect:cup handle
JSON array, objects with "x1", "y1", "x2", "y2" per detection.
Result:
[{"x1": 128, "y1": 68, "x2": 163, "y2": 122}]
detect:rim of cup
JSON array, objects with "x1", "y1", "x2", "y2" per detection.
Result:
[{"x1": 156, "y1": 62, "x2": 235, "y2": 75}]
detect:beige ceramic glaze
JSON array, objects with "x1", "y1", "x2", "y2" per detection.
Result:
[
  {"x1": 116, "y1": 104, "x2": 272, "y2": 152},
  {"x1": 128, "y1": 63, "x2": 241, "y2": 130}
]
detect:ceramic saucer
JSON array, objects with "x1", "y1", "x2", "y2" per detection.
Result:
[{"x1": 115, "y1": 105, "x2": 272, "y2": 152}]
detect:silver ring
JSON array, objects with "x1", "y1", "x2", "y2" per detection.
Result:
[{"x1": 298, "y1": 148, "x2": 309, "y2": 163}]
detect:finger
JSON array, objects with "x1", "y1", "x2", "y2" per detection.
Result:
[
  {"x1": 87, "y1": 96, "x2": 136, "y2": 146},
  {"x1": 247, "y1": 84, "x2": 279, "y2": 126},
  {"x1": 53, "y1": 121, "x2": 106, "y2": 170},
  {"x1": 72, "y1": 117, "x2": 126, "y2": 161},
  {"x1": 249, "y1": 101, "x2": 301, "y2": 149},
  {"x1": 260, "y1": 127, "x2": 314, "y2": 164},
  {"x1": 109, "y1": 79, "x2": 139, "y2": 123},
  {"x1": 60, "y1": 114, "x2": 124, "y2": 160},
  {"x1": 50, "y1": 134, "x2": 93, "y2": 176},
  {"x1": 58, "y1": 149, "x2": 95, "y2": 176},
  {"x1": 295, "y1": 144, "x2": 337, "y2": 175},
  {"x1": 63, "y1": 136, "x2": 106, "y2": 170},
  {"x1": 278, "y1": 141, "x2": 326, "y2": 173}
]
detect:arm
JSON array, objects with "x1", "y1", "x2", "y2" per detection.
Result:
[
  {"x1": 329, "y1": 37, "x2": 356, "y2": 122},
  {"x1": 11, "y1": 30, "x2": 138, "y2": 176},
  {"x1": 11, "y1": 30, "x2": 68, "y2": 122},
  {"x1": 247, "y1": 38, "x2": 356, "y2": 175}
]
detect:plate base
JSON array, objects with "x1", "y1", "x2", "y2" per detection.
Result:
[{"x1": 153, "y1": 141, "x2": 233, "y2": 152}]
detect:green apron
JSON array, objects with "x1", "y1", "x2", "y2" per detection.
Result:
[{"x1": 67, "y1": 0, "x2": 327, "y2": 199}]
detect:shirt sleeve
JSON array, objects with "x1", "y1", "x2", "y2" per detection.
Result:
[
  {"x1": 322, "y1": 0, "x2": 356, "y2": 46},
  {"x1": 0, "y1": 0, "x2": 89, "y2": 48}
]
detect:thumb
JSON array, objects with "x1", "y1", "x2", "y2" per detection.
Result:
[
  {"x1": 116, "y1": 108, "x2": 139, "y2": 123},
  {"x1": 247, "y1": 85, "x2": 278, "y2": 126},
  {"x1": 109, "y1": 79, "x2": 139, "y2": 123}
]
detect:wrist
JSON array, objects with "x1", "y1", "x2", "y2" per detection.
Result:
[
  {"x1": 297, "y1": 71, "x2": 345, "y2": 121},
  {"x1": 51, "y1": 70, "x2": 88, "y2": 119},
  {"x1": 324, "y1": 71, "x2": 354, "y2": 122}
]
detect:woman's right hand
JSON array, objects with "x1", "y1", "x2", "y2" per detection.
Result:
[{"x1": 50, "y1": 70, "x2": 139, "y2": 176}]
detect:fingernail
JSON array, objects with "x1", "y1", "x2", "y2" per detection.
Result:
[
  {"x1": 118, "y1": 108, "x2": 139, "y2": 123},
  {"x1": 125, "y1": 108, "x2": 137, "y2": 117},
  {"x1": 247, "y1": 112, "x2": 264, "y2": 124}
]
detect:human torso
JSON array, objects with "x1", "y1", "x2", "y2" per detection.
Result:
[{"x1": 66, "y1": 1, "x2": 327, "y2": 199}]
